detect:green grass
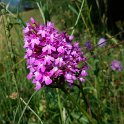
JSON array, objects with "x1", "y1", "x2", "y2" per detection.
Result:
[{"x1": 0, "y1": 0, "x2": 124, "y2": 124}]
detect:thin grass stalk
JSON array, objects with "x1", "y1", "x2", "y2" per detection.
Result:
[
  {"x1": 17, "y1": 91, "x2": 41, "y2": 124},
  {"x1": 85, "y1": 0, "x2": 95, "y2": 33},
  {"x1": 20, "y1": 97, "x2": 43, "y2": 124},
  {"x1": 75, "y1": 1, "x2": 90, "y2": 34},
  {"x1": 71, "y1": 0, "x2": 85, "y2": 36},
  {"x1": 37, "y1": 2, "x2": 46, "y2": 24}
]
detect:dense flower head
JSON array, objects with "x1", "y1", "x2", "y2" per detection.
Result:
[
  {"x1": 23, "y1": 18, "x2": 88, "y2": 90},
  {"x1": 98, "y1": 38, "x2": 107, "y2": 47},
  {"x1": 111, "y1": 60, "x2": 123, "y2": 71}
]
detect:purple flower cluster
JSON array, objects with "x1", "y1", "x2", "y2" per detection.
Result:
[
  {"x1": 98, "y1": 38, "x2": 107, "y2": 47},
  {"x1": 23, "y1": 18, "x2": 88, "y2": 90},
  {"x1": 111, "y1": 60, "x2": 123, "y2": 71},
  {"x1": 84, "y1": 41, "x2": 93, "y2": 51}
]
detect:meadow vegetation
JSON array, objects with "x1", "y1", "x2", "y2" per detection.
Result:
[{"x1": 0, "y1": 0, "x2": 124, "y2": 124}]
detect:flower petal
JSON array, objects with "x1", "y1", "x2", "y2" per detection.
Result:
[
  {"x1": 43, "y1": 76, "x2": 52, "y2": 85},
  {"x1": 35, "y1": 81, "x2": 41, "y2": 90}
]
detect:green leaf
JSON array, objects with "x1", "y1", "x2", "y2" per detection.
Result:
[
  {"x1": 68, "y1": 4, "x2": 78, "y2": 16},
  {"x1": 6, "y1": 2, "x2": 10, "y2": 10},
  {"x1": 37, "y1": 2, "x2": 45, "y2": 24}
]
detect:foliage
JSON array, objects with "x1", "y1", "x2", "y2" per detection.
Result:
[{"x1": 0, "y1": 0, "x2": 124, "y2": 124}]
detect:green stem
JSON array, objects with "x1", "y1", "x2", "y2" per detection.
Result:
[
  {"x1": 57, "y1": 89, "x2": 64, "y2": 124},
  {"x1": 75, "y1": 83, "x2": 93, "y2": 117},
  {"x1": 61, "y1": 89, "x2": 97, "y2": 124}
]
